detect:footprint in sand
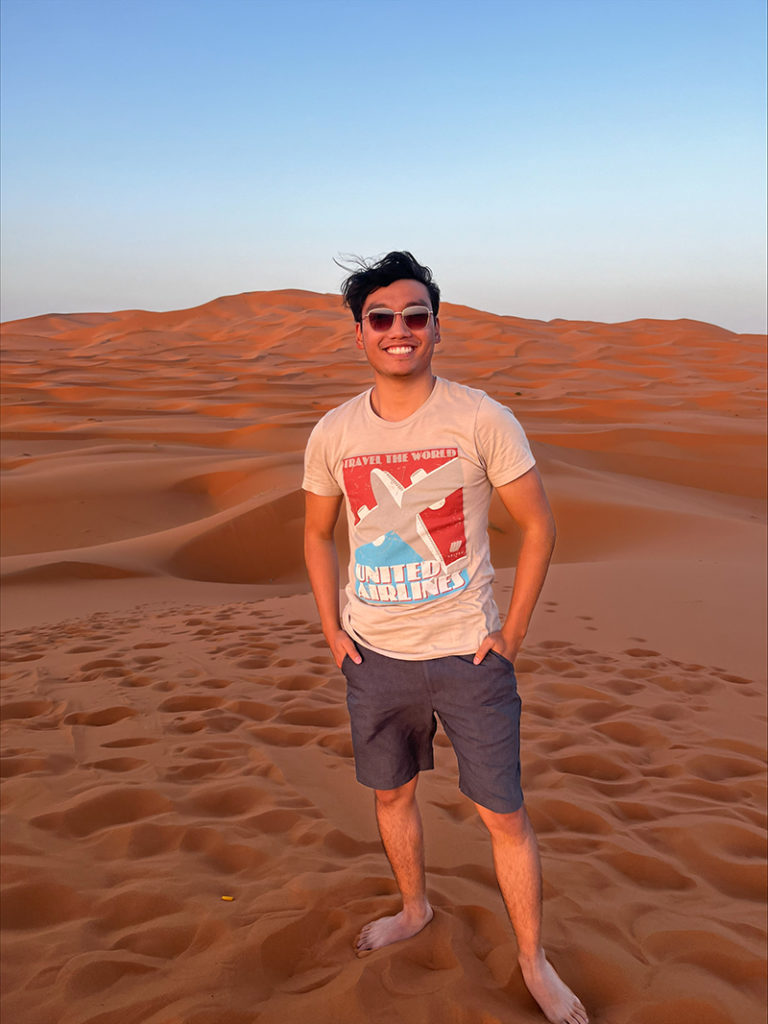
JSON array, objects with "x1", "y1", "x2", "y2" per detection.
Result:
[
  {"x1": 199, "y1": 677, "x2": 233, "y2": 689},
  {"x1": 61, "y1": 954, "x2": 157, "y2": 998},
  {"x1": 603, "y1": 848, "x2": 694, "y2": 890},
  {"x1": 317, "y1": 733, "x2": 354, "y2": 758},
  {"x1": 119, "y1": 673, "x2": 155, "y2": 688},
  {"x1": 31, "y1": 787, "x2": 172, "y2": 838},
  {"x1": 83, "y1": 757, "x2": 147, "y2": 772},
  {"x1": 686, "y1": 752, "x2": 763, "y2": 782},
  {"x1": 165, "y1": 759, "x2": 231, "y2": 782},
  {"x1": 1, "y1": 881, "x2": 88, "y2": 929},
  {"x1": 235, "y1": 655, "x2": 273, "y2": 669},
  {"x1": 64, "y1": 706, "x2": 136, "y2": 727},
  {"x1": 185, "y1": 784, "x2": 265, "y2": 818},
  {"x1": 0, "y1": 699, "x2": 55, "y2": 721},
  {"x1": 93, "y1": 887, "x2": 183, "y2": 931},
  {"x1": 257, "y1": 909, "x2": 348, "y2": 992},
  {"x1": 158, "y1": 695, "x2": 224, "y2": 713},
  {"x1": 274, "y1": 673, "x2": 327, "y2": 691},
  {"x1": 555, "y1": 752, "x2": 631, "y2": 783},
  {"x1": 1, "y1": 755, "x2": 49, "y2": 777},
  {"x1": 112, "y1": 918, "x2": 214, "y2": 959},
  {"x1": 79, "y1": 658, "x2": 126, "y2": 671},
  {"x1": 277, "y1": 705, "x2": 348, "y2": 727},
  {"x1": 101, "y1": 737, "x2": 157, "y2": 748}
]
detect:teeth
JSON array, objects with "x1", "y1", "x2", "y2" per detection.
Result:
[{"x1": 386, "y1": 346, "x2": 414, "y2": 354}]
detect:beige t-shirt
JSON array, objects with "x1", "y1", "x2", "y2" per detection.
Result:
[{"x1": 302, "y1": 377, "x2": 536, "y2": 660}]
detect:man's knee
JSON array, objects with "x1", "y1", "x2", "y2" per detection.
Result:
[
  {"x1": 476, "y1": 801, "x2": 531, "y2": 841},
  {"x1": 374, "y1": 776, "x2": 418, "y2": 807}
]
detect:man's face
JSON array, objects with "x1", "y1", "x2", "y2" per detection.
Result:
[{"x1": 355, "y1": 279, "x2": 440, "y2": 381}]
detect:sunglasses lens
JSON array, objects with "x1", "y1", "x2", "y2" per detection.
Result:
[
  {"x1": 403, "y1": 309, "x2": 430, "y2": 330},
  {"x1": 368, "y1": 311, "x2": 394, "y2": 331}
]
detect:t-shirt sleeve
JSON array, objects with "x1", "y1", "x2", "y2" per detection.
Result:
[
  {"x1": 302, "y1": 416, "x2": 343, "y2": 496},
  {"x1": 475, "y1": 395, "x2": 536, "y2": 488}
]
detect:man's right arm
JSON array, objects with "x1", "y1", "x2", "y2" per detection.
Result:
[{"x1": 303, "y1": 491, "x2": 362, "y2": 668}]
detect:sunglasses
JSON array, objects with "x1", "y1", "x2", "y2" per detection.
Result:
[{"x1": 361, "y1": 306, "x2": 433, "y2": 332}]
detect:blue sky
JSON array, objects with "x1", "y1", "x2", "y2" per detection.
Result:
[{"x1": 1, "y1": 0, "x2": 765, "y2": 331}]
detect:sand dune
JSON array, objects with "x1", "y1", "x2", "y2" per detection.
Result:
[{"x1": 1, "y1": 290, "x2": 766, "y2": 1023}]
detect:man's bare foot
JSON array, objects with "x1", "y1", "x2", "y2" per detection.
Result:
[
  {"x1": 355, "y1": 904, "x2": 434, "y2": 953},
  {"x1": 518, "y1": 950, "x2": 589, "y2": 1024}
]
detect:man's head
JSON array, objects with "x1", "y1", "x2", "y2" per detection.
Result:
[
  {"x1": 340, "y1": 253, "x2": 442, "y2": 383},
  {"x1": 340, "y1": 251, "x2": 440, "y2": 323}
]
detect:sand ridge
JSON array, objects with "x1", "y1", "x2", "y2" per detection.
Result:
[
  {"x1": 1, "y1": 290, "x2": 766, "y2": 1023},
  {"x1": 2, "y1": 292, "x2": 764, "y2": 586}
]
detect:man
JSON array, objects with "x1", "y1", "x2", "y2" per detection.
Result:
[{"x1": 303, "y1": 252, "x2": 588, "y2": 1024}]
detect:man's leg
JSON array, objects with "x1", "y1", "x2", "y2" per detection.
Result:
[
  {"x1": 355, "y1": 774, "x2": 434, "y2": 951},
  {"x1": 474, "y1": 802, "x2": 589, "y2": 1024}
]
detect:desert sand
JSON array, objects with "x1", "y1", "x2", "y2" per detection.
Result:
[{"x1": 1, "y1": 291, "x2": 766, "y2": 1024}]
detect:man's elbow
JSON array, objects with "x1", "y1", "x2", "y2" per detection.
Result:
[
  {"x1": 546, "y1": 516, "x2": 557, "y2": 553},
  {"x1": 527, "y1": 511, "x2": 556, "y2": 552},
  {"x1": 304, "y1": 524, "x2": 334, "y2": 550}
]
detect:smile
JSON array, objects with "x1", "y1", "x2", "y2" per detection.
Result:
[{"x1": 384, "y1": 345, "x2": 415, "y2": 354}]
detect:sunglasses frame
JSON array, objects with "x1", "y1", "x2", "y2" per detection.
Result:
[{"x1": 361, "y1": 305, "x2": 434, "y2": 332}]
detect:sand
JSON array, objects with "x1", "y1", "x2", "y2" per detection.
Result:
[{"x1": 1, "y1": 291, "x2": 766, "y2": 1024}]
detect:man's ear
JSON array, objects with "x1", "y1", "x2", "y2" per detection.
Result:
[
  {"x1": 434, "y1": 317, "x2": 441, "y2": 345},
  {"x1": 355, "y1": 322, "x2": 364, "y2": 349}
]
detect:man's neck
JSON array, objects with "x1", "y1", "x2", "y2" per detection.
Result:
[{"x1": 369, "y1": 372, "x2": 436, "y2": 422}]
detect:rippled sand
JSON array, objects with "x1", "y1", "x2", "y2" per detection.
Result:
[{"x1": 1, "y1": 292, "x2": 765, "y2": 1023}]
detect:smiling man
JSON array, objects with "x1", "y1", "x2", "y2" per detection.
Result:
[{"x1": 302, "y1": 251, "x2": 588, "y2": 1024}]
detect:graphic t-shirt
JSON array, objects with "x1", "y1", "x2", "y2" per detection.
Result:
[{"x1": 302, "y1": 377, "x2": 536, "y2": 660}]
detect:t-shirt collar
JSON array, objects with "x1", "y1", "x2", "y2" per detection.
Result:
[{"x1": 364, "y1": 376, "x2": 443, "y2": 429}]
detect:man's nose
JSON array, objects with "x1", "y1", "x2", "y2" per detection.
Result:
[{"x1": 389, "y1": 312, "x2": 411, "y2": 335}]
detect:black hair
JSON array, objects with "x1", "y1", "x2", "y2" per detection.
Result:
[{"x1": 338, "y1": 251, "x2": 440, "y2": 323}]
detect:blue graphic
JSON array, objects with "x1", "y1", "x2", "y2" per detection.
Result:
[
  {"x1": 357, "y1": 532, "x2": 421, "y2": 569},
  {"x1": 354, "y1": 531, "x2": 469, "y2": 606}
]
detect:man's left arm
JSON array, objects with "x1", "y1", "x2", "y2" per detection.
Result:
[{"x1": 473, "y1": 466, "x2": 556, "y2": 665}]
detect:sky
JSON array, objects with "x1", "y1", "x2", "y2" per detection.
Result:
[{"x1": 1, "y1": 0, "x2": 766, "y2": 332}]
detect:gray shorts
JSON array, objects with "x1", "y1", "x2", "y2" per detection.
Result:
[{"x1": 341, "y1": 644, "x2": 523, "y2": 814}]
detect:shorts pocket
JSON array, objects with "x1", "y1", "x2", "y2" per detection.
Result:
[{"x1": 488, "y1": 649, "x2": 516, "y2": 670}]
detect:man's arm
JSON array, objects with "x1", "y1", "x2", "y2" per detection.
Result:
[
  {"x1": 473, "y1": 466, "x2": 556, "y2": 665},
  {"x1": 304, "y1": 491, "x2": 362, "y2": 668}
]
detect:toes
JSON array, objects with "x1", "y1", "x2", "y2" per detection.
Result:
[{"x1": 355, "y1": 925, "x2": 377, "y2": 951}]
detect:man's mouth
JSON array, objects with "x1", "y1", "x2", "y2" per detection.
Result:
[{"x1": 384, "y1": 345, "x2": 415, "y2": 355}]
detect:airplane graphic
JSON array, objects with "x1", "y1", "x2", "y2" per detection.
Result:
[{"x1": 354, "y1": 459, "x2": 467, "y2": 572}]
